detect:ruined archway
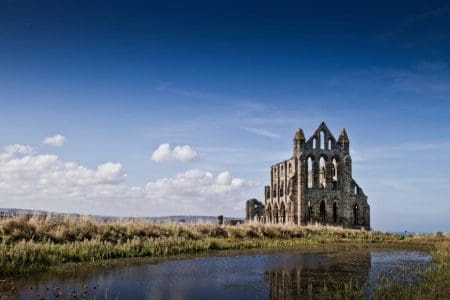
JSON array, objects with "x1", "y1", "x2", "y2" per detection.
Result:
[
  {"x1": 273, "y1": 203, "x2": 279, "y2": 224},
  {"x1": 266, "y1": 204, "x2": 272, "y2": 224},
  {"x1": 307, "y1": 156, "x2": 314, "y2": 188},
  {"x1": 307, "y1": 200, "x2": 313, "y2": 223},
  {"x1": 280, "y1": 202, "x2": 286, "y2": 224},
  {"x1": 320, "y1": 200, "x2": 326, "y2": 223},
  {"x1": 319, "y1": 157, "x2": 327, "y2": 188},
  {"x1": 320, "y1": 130, "x2": 325, "y2": 149}
]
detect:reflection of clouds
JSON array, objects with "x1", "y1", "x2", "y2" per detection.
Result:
[
  {"x1": 367, "y1": 250, "x2": 432, "y2": 294},
  {"x1": 6, "y1": 248, "x2": 432, "y2": 299}
]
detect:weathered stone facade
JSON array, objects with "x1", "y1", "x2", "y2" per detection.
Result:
[
  {"x1": 245, "y1": 198, "x2": 265, "y2": 222},
  {"x1": 246, "y1": 122, "x2": 370, "y2": 230}
]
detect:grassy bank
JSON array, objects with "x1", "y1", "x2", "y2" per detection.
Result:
[
  {"x1": 371, "y1": 240, "x2": 449, "y2": 299},
  {"x1": 0, "y1": 216, "x2": 448, "y2": 280}
]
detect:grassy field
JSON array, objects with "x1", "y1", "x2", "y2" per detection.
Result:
[
  {"x1": 0, "y1": 215, "x2": 448, "y2": 298},
  {"x1": 371, "y1": 240, "x2": 449, "y2": 299}
]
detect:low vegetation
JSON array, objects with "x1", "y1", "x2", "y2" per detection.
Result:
[
  {"x1": 372, "y1": 240, "x2": 449, "y2": 299},
  {"x1": 0, "y1": 215, "x2": 448, "y2": 298}
]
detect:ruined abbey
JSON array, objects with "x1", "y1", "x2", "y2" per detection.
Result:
[{"x1": 245, "y1": 122, "x2": 370, "y2": 230}]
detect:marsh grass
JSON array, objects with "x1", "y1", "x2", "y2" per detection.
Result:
[
  {"x1": 0, "y1": 215, "x2": 448, "y2": 283},
  {"x1": 369, "y1": 241, "x2": 449, "y2": 299}
]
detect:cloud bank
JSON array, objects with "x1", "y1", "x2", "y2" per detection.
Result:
[{"x1": 0, "y1": 144, "x2": 249, "y2": 216}]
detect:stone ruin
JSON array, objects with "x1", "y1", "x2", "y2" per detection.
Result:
[{"x1": 245, "y1": 122, "x2": 370, "y2": 230}]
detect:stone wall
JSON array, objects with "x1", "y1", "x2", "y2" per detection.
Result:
[
  {"x1": 251, "y1": 122, "x2": 370, "y2": 230},
  {"x1": 245, "y1": 198, "x2": 265, "y2": 222}
]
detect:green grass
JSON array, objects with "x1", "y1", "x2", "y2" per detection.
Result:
[
  {"x1": 370, "y1": 240, "x2": 449, "y2": 299},
  {"x1": 0, "y1": 214, "x2": 448, "y2": 299}
]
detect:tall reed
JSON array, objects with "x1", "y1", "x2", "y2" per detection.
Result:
[{"x1": 0, "y1": 215, "x2": 448, "y2": 277}]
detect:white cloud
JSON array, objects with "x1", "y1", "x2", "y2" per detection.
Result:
[
  {"x1": 243, "y1": 127, "x2": 280, "y2": 139},
  {"x1": 42, "y1": 134, "x2": 66, "y2": 147},
  {"x1": 151, "y1": 144, "x2": 199, "y2": 162},
  {"x1": 0, "y1": 144, "x2": 34, "y2": 160},
  {"x1": 144, "y1": 169, "x2": 249, "y2": 215},
  {"x1": 0, "y1": 144, "x2": 250, "y2": 217}
]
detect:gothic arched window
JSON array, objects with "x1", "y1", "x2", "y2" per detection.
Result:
[
  {"x1": 320, "y1": 131, "x2": 325, "y2": 149},
  {"x1": 307, "y1": 157, "x2": 313, "y2": 188},
  {"x1": 319, "y1": 157, "x2": 326, "y2": 188}
]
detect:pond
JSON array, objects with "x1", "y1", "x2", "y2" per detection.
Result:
[{"x1": 0, "y1": 244, "x2": 432, "y2": 299}]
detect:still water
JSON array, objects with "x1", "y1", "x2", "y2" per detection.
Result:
[{"x1": 0, "y1": 245, "x2": 431, "y2": 299}]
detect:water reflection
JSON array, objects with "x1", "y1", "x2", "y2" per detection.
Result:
[
  {"x1": 265, "y1": 250, "x2": 371, "y2": 299},
  {"x1": 265, "y1": 249, "x2": 431, "y2": 299},
  {"x1": 0, "y1": 246, "x2": 431, "y2": 300}
]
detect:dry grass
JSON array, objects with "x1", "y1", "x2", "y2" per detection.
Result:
[
  {"x1": 0, "y1": 215, "x2": 448, "y2": 278},
  {"x1": 364, "y1": 240, "x2": 450, "y2": 299}
]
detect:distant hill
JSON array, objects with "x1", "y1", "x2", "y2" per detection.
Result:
[{"x1": 0, "y1": 208, "x2": 243, "y2": 224}]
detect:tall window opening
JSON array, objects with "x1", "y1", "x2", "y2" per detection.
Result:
[
  {"x1": 320, "y1": 200, "x2": 326, "y2": 222},
  {"x1": 312, "y1": 137, "x2": 317, "y2": 149},
  {"x1": 319, "y1": 157, "x2": 326, "y2": 188},
  {"x1": 280, "y1": 202, "x2": 286, "y2": 224},
  {"x1": 274, "y1": 204, "x2": 279, "y2": 223},
  {"x1": 307, "y1": 157, "x2": 313, "y2": 188},
  {"x1": 328, "y1": 138, "x2": 332, "y2": 150},
  {"x1": 332, "y1": 158, "x2": 338, "y2": 180},
  {"x1": 320, "y1": 131, "x2": 325, "y2": 149},
  {"x1": 332, "y1": 158, "x2": 338, "y2": 189},
  {"x1": 266, "y1": 205, "x2": 272, "y2": 223}
]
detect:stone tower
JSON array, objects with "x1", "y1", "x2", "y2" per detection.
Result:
[{"x1": 260, "y1": 122, "x2": 370, "y2": 229}]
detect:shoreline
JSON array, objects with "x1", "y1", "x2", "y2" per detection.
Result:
[
  {"x1": 0, "y1": 216, "x2": 447, "y2": 277},
  {"x1": 0, "y1": 216, "x2": 448, "y2": 298}
]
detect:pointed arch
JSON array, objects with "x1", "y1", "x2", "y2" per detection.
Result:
[
  {"x1": 319, "y1": 157, "x2": 326, "y2": 188},
  {"x1": 320, "y1": 200, "x2": 326, "y2": 223},
  {"x1": 333, "y1": 201, "x2": 338, "y2": 223},
  {"x1": 288, "y1": 201, "x2": 294, "y2": 224},
  {"x1": 332, "y1": 158, "x2": 338, "y2": 180},
  {"x1": 273, "y1": 203, "x2": 279, "y2": 224},
  {"x1": 331, "y1": 157, "x2": 339, "y2": 189},
  {"x1": 320, "y1": 131, "x2": 325, "y2": 149},
  {"x1": 266, "y1": 203, "x2": 272, "y2": 224},
  {"x1": 280, "y1": 202, "x2": 286, "y2": 224},
  {"x1": 279, "y1": 181, "x2": 284, "y2": 197},
  {"x1": 307, "y1": 156, "x2": 314, "y2": 188}
]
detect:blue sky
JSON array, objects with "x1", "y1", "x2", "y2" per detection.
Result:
[{"x1": 0, "y1": 1, "x2": 449, "y2": 232}]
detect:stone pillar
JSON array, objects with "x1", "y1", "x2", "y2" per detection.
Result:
[{"x1": 341, "y1": 155, "x2": 353, "y2": 227}]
